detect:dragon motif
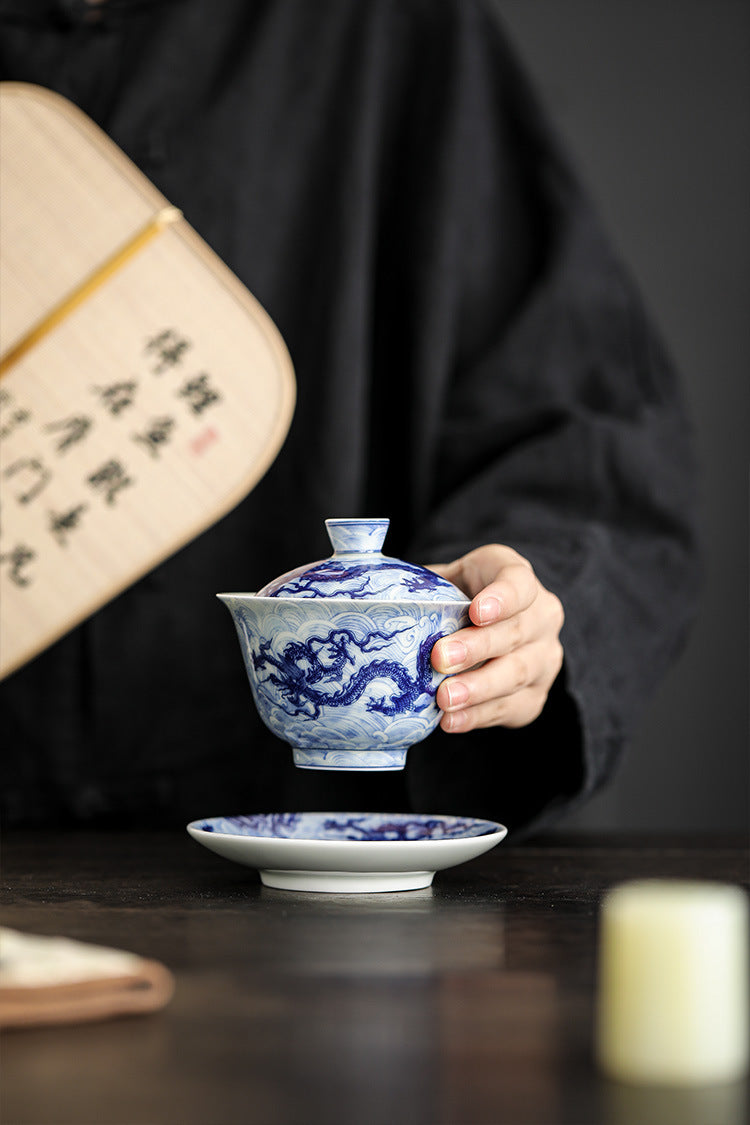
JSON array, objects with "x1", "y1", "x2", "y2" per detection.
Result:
[
  {"x1": 267, "y1": 560, "x2": 448, "y2": 599},
  {"x1": 252, "y1": 626, "x2": 440, "y2": 720}
]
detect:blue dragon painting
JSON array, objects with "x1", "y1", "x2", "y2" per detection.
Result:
[
  {"x1": 252, "y1": 626, "x2": 441, "y2": 720},
  {"x1": 266, "y1": 560, "x2": 450, "y2": 599}
]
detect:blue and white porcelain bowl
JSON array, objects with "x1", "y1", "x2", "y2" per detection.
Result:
[{"x1": 218, "y1": 518, "x2": 470, "y2": 771}]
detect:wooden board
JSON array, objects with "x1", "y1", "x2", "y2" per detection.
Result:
[{"x1": 0, "y1": 83, "x2": 296, "y2": 679}]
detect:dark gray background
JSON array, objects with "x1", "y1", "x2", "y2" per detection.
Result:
[{"x1": 495, "y1": 1, "x2": 749, "y2": 832}]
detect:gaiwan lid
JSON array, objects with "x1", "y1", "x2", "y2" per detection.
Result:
[{"x1": 257, "y1": 518, "x2": 469, "y2": 603}]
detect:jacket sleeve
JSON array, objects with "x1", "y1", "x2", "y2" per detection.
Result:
[{"x1": 390, "y1": 1, "x2": 702, "y2": 834}]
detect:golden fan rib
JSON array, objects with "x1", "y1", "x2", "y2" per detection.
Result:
[{"x1": 0, "y1": 206, "x2": 183, "y2": 379}]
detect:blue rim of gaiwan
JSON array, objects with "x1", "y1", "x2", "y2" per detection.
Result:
[
  {"x1": 189, "y1": 812, "x2": 502, "y2": 842},
  {"x1": 253, "y1": 518, "x2": 469, "y2": 603}
]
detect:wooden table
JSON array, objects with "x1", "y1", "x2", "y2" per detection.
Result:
[{"x1": 2, "y1": 831, "x2": 748, "y2": 1125}]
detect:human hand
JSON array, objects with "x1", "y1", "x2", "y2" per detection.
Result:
[{"x1": 429, "y1": 545, "x2": 564, "y2": 732}]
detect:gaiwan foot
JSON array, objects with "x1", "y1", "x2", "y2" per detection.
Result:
[{"x1": 292, "y1": 746, "x2": 410, "y2": 771}]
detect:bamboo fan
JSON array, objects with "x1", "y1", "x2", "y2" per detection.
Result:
[{"x1": 0, "y1": 83, "x2": 296, "y2": 679}]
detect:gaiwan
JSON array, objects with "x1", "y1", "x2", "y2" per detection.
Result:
[{"x1": 218, "y1": 518, "x2": 469, "y2": 770}]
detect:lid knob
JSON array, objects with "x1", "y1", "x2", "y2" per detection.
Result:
[{"x1": 325, "y1": 518, "x2": 389, "y2": 555}]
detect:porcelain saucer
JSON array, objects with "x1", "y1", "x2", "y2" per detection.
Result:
[{"x1": 187, "y1": 811, "x2": 507, "y2": 893}]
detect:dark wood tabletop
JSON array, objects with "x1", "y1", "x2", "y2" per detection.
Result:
[{"x1": 2, "y1": 830, "x2": 748, "y2": 1125}]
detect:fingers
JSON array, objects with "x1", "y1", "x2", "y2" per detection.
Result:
[
  {"x1": 430, "y1": 544, "x2": 533, "y2": 602},
  {"x1": 433, "y1": 606, "x2": 530, "y2": 672},
  {"x1": 428, "y1": 544, "x2": 564, "y2": 731},
  {"x1": 441, "y1": 684, "x2": 553, "y2": 732},
  {"x1": 430, "y1": 551, "x2": 564, "y2": 732},
  {"x1": 432, "y1": 580, "x2": 562, "y2": 674},
  {"x1": 436, "y1": 637, "x2": 564, "y2": 731},
  {"x1": 467, "y1": 562, "x2": 538, "y2": 627}
]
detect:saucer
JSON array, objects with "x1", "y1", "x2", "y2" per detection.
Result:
[{"x1": 186, "y1": 812, "x2": 507, "y2": 893}]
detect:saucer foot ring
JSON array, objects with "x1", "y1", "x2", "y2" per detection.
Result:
[{"x1": 259, "y1": 868, "x2": 434, "y2": 893}]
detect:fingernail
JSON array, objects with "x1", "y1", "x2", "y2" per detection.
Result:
[
  {"x1": 444, "y1": 680, "x2": 469, "y2": 709},
  {"x1": 443, "y1": 709, "x2": 468, "y2": 732},
  {"x1": 440, "y1": 640, "x2": 466, "y2": 669},
  {"x1": 477, "y1": 596, "x2": 500, "y2": 623}
]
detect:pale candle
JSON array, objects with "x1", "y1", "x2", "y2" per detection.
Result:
[{"x1": 596, "y1": 879, "x2": 749, "y2": 1085}]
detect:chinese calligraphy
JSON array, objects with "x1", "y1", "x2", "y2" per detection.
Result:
[
  {"x1": 87, "y1": 460, "x2": 135, "y2": 505},
  {"x1": 0, "y1": 544, "x2": 36, "y2": 587},
  {"x1": 0, "y1": 406, "x2": 32, "y2": 441},
  {"x1": 145, "y1": 328, "x2": 191, "y2": 373},
  {"x1": 49, "y1": 504, "x2": 88, "y2": 546},
  {"x1": 178, "y1": 373, "x2": 221, "y2": 414},
  {"x1": 3, "y1": 457, "x2": 52, "y2": 504},
  {"x1": 1, "y1": 325, "x2": 224, "y2": 588},
  {"x1": 45, "y1": 414, "x2": 93, "y2": 453},
  {"x1": 92, "y1": 380, "x2": 138, "y2": 416},
  {"x1": 132, "y1": 416, "x2": 176, "y2": 458}
]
